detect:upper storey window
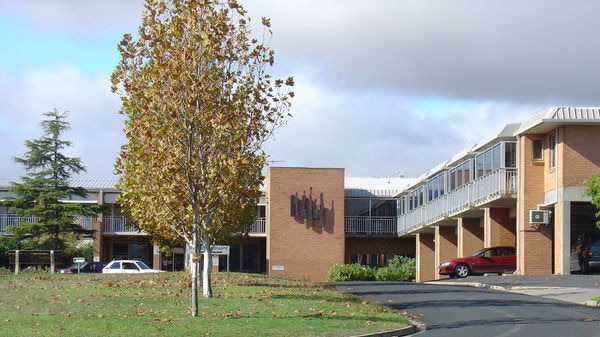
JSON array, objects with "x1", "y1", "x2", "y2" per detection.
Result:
[
  {"x1": 532, "y1": 139, "x2": 543, "y2": 161},
  {"x1": 448, "y1": 159, "x2": 472, "y2": 191},
  {"x1": 549, "y1": 134, "x2": 557, "y2": 169},
  {"x1": 474, "y1": 142, "x2": 516, "y2": 178}
]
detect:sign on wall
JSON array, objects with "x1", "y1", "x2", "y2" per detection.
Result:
[{"x1": 290, "y1": 187, "x2": 324, "y2": 227}]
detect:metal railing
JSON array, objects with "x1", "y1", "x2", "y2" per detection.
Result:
[
  {"x1": 102, "y1": 216, "x2": 138, "y2": 233},
  {"x1": 0, "y1": 215, "x2": 38, "y2": 234},
  {"x1": 250, "y1": 217, "x2": 266, "y2": 235},
  {"x1": 398, "y1": 168, "x2": 517, "y2": 235},
  {"x1": 345, "y1": 216, "x2": 397, "y2": 236}
]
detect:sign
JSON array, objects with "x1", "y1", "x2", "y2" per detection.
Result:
[
  {"x1": 272, "y1": 265, "x2": 285, "y2": 271},
  {"x1": 73, "y1": 257, "x2": 85, "y2": 263},
  {"x1": 201, "y1": 245, "x2": 230, "y2": 255},
  {"x1": 198, "y1": 245, "x2": 231, "y2": 284}
]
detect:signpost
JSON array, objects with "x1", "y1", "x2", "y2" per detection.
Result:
[
  {"x1": 73, "y1": 257, "x2": 85, "y2": 274},
  {"x1": 201, "y1": 245, "x2": 230, "y2": 284}
]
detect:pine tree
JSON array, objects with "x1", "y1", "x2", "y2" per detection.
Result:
[{"x1": 3, "y1": 109, "x2": 99, "y2": 250}]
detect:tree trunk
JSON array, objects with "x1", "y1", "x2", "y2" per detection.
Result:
[
  {"x1": 202, "y1": 233, "x2": 213, "y2": 298},
  {"x1": 190, "y1": 232, "x2": 200, "y2": 316}
]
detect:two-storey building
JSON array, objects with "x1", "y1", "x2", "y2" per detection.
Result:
[{"x1": 2, "y1": 107, "x2": 600, "y2": 282}]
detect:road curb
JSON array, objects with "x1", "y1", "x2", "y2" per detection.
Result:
[{"x1": 353, "y1": 324, "x2": 421, "y2": 337}]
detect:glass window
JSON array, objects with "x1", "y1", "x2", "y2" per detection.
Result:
[
  {"x1": 492, "y1": 143, "x2": 501, "y2": 170},
  {"x1": 371, "y1": 200, "x2": 397, "y2": 216},
  {"x1": 532, "y1": 139, "x2": 543, "y2": 160},
  {"x1": 345, "y1": 199, "x2": 370, "y2": 216},
  {"x1": 550, "y1": 134, "x2": 557, "y2": 168},
  {"x1": 504, "y1": 142, "x2": 517, "y2": 167},
  {"x1": 426, "y1": 173, "x2": 445, "y2": 201},
  {"x1": 345, "y1": 198, "x2": 397, "y2": 216}
]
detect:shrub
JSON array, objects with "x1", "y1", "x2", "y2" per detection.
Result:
[
  {"x1": 327, "y1": 263, "x2": 376, "y2": 281},
  {"x1": 375, "y1": 256, "x2": 415, "y2": 282}
]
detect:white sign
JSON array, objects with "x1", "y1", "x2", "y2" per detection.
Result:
[
  {"x1": 73, "y1": 257, "x2": 85, "y2": 263},
  {"x1": 272, "y1": 265, "x2": 285, "y2": 271},
  {"x1": 201, "y1": 245, "x2": 230, "y2": 255}
]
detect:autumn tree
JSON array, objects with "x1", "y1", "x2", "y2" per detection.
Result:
[
  {"x1": 584, "y1": 172, "x2": 600, "y2": 228},
  {"x1": 111, "y1": 0, "x2": 293, "y2": 316},
  {"x1": 1, "y1": 110, "x2": 98, "y2": 251}
]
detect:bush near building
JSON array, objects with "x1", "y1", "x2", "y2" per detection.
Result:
[{"x1": 327, "y1": 256, "x2": 416, "y2": 282}]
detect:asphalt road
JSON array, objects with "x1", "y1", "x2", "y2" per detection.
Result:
[{"x1": 332, "y1": 281, "x2": 600, "y2": 337}]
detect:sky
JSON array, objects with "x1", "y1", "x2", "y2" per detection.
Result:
[{"x1": 1, "y1": 0, "x2": 599, "y2": 180}]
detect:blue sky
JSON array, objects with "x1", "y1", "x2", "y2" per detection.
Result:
[{"x1": 1, "y1": 0, "x2": 598, "y2": 180}]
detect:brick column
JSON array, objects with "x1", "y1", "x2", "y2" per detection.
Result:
[
  {"x1": 435, "y1": 225, "x2": 457, "y2": 280},
  {"x1": 518, "y1": 134, "x2": 553, "y2": 275},
  {"x1": 458, "y1": 217, "x2": 484, "y2": 257},
  {"x1": 92, "y1": 221, "x2": 103, "y2": 262},
  {"x1": 416, "y1": 233, "x2": 435, "y2": 282},
  {"x1": 485, "y1": 207, "x2": 516, "y2": 247}
]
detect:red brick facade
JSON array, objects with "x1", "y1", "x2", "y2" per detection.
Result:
[{"x1": 266, "y1": 168, "x2": 345, "y2": 282}]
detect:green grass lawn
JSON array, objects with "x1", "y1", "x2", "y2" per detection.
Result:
[{"x1": 0, "y1": 271, "x2": 409, "y2": 337}]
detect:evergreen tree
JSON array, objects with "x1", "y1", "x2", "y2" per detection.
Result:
[{"x1": 2, "y1": 109, "x2": 99, "y2": 250}]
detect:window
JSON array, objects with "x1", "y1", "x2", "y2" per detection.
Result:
[
  {"x1": 504, "y1": 142, "x2": 517, "y2": 167},
  {"x1": 344, "y1": 198, "x2": 397, "y2": 217},
  {"x1": 448, "y1": 159, "x2": 472, "y2": 191},
  {"x1": 549, "y1": 134, "x2": 557, "y2": 168},
  {"x1": 426, "y1": 173, "x2": 445, "y2": 201},
  {"x1": 532, "y1": 139, "x2": 543, "y2": 160}
]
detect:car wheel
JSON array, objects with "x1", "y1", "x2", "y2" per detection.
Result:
[{"x1": 454, "y1": 263, "x2": 470, "y2": 278}]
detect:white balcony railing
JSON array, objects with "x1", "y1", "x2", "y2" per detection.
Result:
[
  {"x1": 345, "y1": 216, "x2": 397, "y2": 236},
  {"x1": 250, "y1": 217, "x2": 266, "y2": 235},
  {"x1": 0, "y1": 215, "x2": 95, "y2": 234},
  {"x1": 398, "y1": 168, "x2": 517, "y2": 236}
]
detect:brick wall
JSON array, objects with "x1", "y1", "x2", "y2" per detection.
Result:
[
  {"x1": 416, "y1": 233, "x2": 435, "y2": 282},
  {"x1": 266, "y1": 168, "x2": 345, "y2": 282},
  {"x1": 560, "y1": 125, "x2": 600, "y2": 186},
  {"x1": 518, "y1": 135, "x2": 553, "y2": 274},
  {"x1": 458, "y1": 217, "x2": 484, "y2": 256},
  {"x1": 486, "y1": 207, "x2": 516, "y2": 247}
]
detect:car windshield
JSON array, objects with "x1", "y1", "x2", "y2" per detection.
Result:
[
  {"x1": 136, "y1": 261, "x2": 151, "y2": 269},
  {"x1": 470, "y1": 249, "x2": 487, "y2": 257}
]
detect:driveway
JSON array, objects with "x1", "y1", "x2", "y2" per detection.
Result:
[{"x1": 332, "y1": 278, "x2": 600, "y2": 337}]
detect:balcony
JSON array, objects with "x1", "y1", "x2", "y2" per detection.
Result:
[
  {"x1": 101, "y1": 216, "x2": 140, "y2": 234},
  {"x1": 345, "y1": 216, "x2": 397, "y2": 237},
  {"x1": 249, "y1": 217, "x2": 266, "y2": 235},
  {"x1": 0, "y1": 215, "x2": 95, "y2": 234},
  {"x1": 398, "y1": 168, "x2": 517, "y2": 235}
]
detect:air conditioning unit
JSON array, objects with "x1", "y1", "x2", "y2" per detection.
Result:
[{"x1": 529, "y1": 210, "x2": 550, "y2": 224}]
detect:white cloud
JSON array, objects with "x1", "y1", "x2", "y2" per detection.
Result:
[
  {"x1": 0, "y1": 64, "x2": 124, "y2": 179},
  {"x1": 1, "y1": 0, "x2": 598, "y2": 181}
]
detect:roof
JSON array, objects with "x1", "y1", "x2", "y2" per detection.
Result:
[
  {"x1": 0, "y1": 179, "x2": 119, "y2": 191},
  {"x1": 345, "y1": 177, "x2": 417, "y2": 198},
  {"x1": 517, "y1": 107, "x2": 600, "y2": 134}
]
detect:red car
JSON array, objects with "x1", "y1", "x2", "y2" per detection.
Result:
[{"x1": 438, "y1": 246, "x2": 516, "y2": 278}]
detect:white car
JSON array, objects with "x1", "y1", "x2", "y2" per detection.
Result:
[{"x1": 102, "y1": 259, "x2": 165, "y2": 274}]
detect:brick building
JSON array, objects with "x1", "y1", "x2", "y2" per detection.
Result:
[{"x1": 2, "y1": 106, "x2": 600, "y2": 282}]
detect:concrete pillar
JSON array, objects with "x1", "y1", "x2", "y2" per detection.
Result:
[
  {"x1": 416, "y1": 233, "x2": 435, "y2": 282},
  {"x1": 435, "y1": 225, "x2": 457, "y2": 279},
  {"x1": 485, "y1": 207, "x2": 516, "y2": 247},
  {"x1": 554, "y1": 202, "x2": 570, "y2": 274},
  {"x1": 458, "y1": 217, "x2": 484, "y2": 257}
]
